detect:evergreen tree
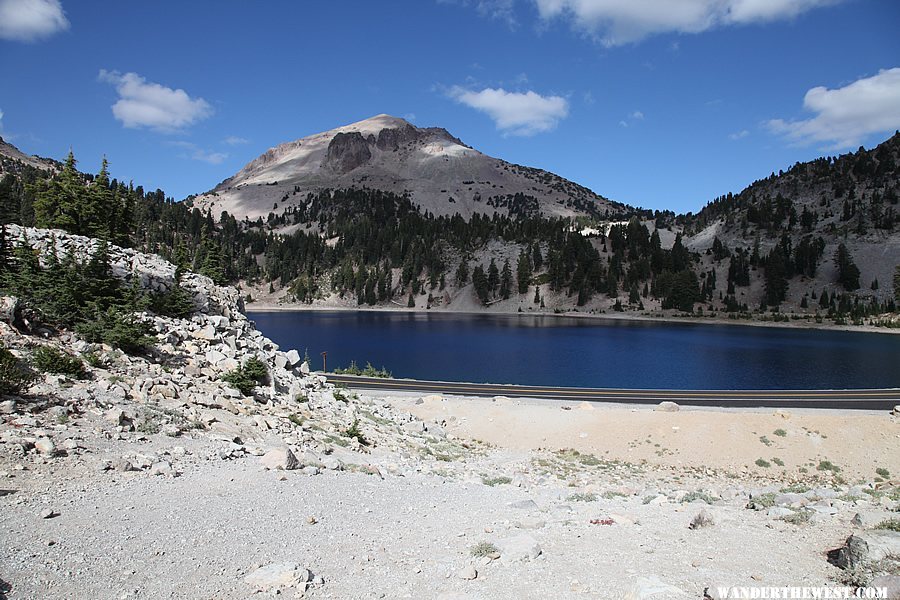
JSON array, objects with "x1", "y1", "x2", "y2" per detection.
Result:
[
  {"x1": 500, "y1": 259, "x2": 512, "y2": 300},
  {"x1": 487, "y1": 258, "x2": 499, "y2": 294},
  {"x1": 533, "y1": 286, "x2": 540, "y2": 304},
  {"x1": 472, "y1": 265, "x2": 490, "y2": 305},
  {"x1": 516, "y1": 248, "x2": 532, "y2": 294},
  {"x1": 764, "y1": 246, "x2": 789, "y2": 306},
  {"x1": 834, "y1": 243, "x2": 860, "y2": 291}
]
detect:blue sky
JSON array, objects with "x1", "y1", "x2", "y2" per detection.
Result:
[{"x1": 1, "y1": 0, "x2": 898, "y2": 213}]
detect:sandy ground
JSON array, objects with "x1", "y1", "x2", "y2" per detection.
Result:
[
  {"x1": 390, "y1": 394, "x2": 900, "y2": 482},
  {"x1": 2, "y1": 391, "x2": 898, "y2": 599}
]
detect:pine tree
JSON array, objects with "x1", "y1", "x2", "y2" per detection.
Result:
[
  {"x1": 500, "y1": 259, "x2": 512, "y2": 300},
  {"x1": 834, "y1": 243, "x2": 860, "y2": 291},
  {"x1": 533, "y1": 286, "x2": 540, "y2": 304},
  {"x1": 487, "y1": 259, "x2": 499, "y2": 294},
  {"x1": 764, "y1": 246, "x2": 788, "y2": 306},
  {"x1": 516, "y1": 248, "x2": 532, "y2": 294}
]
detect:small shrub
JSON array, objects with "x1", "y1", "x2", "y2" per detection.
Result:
[
  {"x1": 344, "y1": 419, "x2": 368, "y2": 446},
  {"x1": 772, "y1": 457, "x2": 785, "y2": 467},
  {"x1": 470, "y1": 542, "x2": 499, "y2": 558},
  {"x1": 83, "y1": 351, "x2": 103, "y2": 368},
  {"x1": 334, "y1": 360, "x2": 392, "y2": 378},
  {"x1": 876, "y1": 467, "x2": 890, "y2": 479},
  {"x1": 773, "y1": 429, "x2": 787, "y2": 437},
  {"x1": 689, "y1": 509, "x2": 714, "y2": 529},
  {"x1": 817, "y1": 460, "x2": 841, "y2": 473},
  {"x1": 567, "y1": 492, "x2": 598, "y2": 502},
  {"x1": 288, "y1": 413, "x2": 304, "y2": 427},
  {"x1": 755, "y1": 458, "x2": 771, "y2": 468},
  {"x1": 759, "y1": 436, "x2": 773, "y2": 447},
  {"x1": 682, "y1": 490, "x2": 717, "y2": 504},
  {"x1": 32, "y1": 346, "x2": 87, "y2": 378},
  {"x1": 333, "y1": 389, "x2": 348, "y2": 403},
  {"x1": 747, "y1": 492, "x2": 776, "y2": 510},
  {"x1": 0, "y1": 346, "x2": 36, "y2": 395},
  {"x1": 781, "y1": 509, "x2": 812, "y2": 525},
  {"x1": 875, "y1": 519, "x2": 900, "y2": 532},
  {"x1": 221, "y1": 357, "x2": 269, "y2": 396},
  {"x1": 780, "y1": 483, "x2": 810, "y2": 494},
  {"x1": 482, "y1": 476, "x2": 512, "y2": 487},
  {"x1": 601, "y1": 490, "x2": 627, "y2": 500}
]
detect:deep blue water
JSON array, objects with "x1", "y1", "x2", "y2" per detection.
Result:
[{"x1": 247, "y1": 311, "x2": 900, "y2": 390}]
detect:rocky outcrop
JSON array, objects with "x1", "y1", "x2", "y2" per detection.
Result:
[
  {"x1": 5, "y1": 224, "x2": 244, "y2": 318},
  {"x1": 323, "y1": 132, "x2": 372, "y2": 173}
]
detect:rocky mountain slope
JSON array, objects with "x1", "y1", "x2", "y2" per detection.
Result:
[
  {"x1": 681, "y1": 133, "x2": 900, "y2": 313},
  {"x1": 190, "y1": 114, "x2": 624, "y2": 221}
]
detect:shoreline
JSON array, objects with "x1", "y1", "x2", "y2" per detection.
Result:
[{"x1": 244, "y1": 301, "x2": 900, "y2": 336}]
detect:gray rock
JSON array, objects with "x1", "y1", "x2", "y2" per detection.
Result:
[
  {"x1": 507, "y1": 499, "x2": 539, "y2": 511},
  {"x1": 302, "y1": 465, "x2": 320, "y2": 476},
  {"x1": 300, "y1": 361, "x2": 310, "y2": 375},
  {"x1": 40, "y1": 508, "x2": 57, "y2": 519},
  {"x1": 112, "y1": 458, "x2": 135, "y2": 472},
  {"x1": 835, "y1": 531, "x2": 900, "y2": 570},
  {"x1": 285, "y1": 349, "x2": 301, "y2": 367},
  {"x1": 458, "y1": 565, "x2": 478, "y2": 580},
  {"x1": 852, "y1": 510, "x2": 896, "y2": 528},
  {"x1": 0, "y1": 400, "x2": 17, "y2": 414},
  {"x1": 150, "y1": 461, "x2": 174, "y2": 477},
  {"x1": 260, "y1": 447, "x2": 299, "y2": 471},
  {"x1": 773, "y1": 493, "x2": 808, "y2": 507},
  {"x1": 244, "y1": 562, "x2": 310, "y2": 592},
  {"x1": 654, "y1": 401, "x2": 680, "y2": 412},
  {"x1": 322, "y1": 457, "x2": 344, "y2": 471},
  {"x1": 870, "y1": 575, "x2": 900, "y2": 600},
  {"x1": 497, "y1": 534, "x2": 542, "y2": 563},
  {"x1": 625, "y1": 576, "x2": 691, "y2": 599},
  {"x1": 766, "y1": 507, "x2": 794, "y2": 518},
  {"x1": 34, "y1": 438, "x2": 56, "y2": 455}
]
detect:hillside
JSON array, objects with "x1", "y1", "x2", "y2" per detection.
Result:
[
  {"x1": 0, "y1": 128, "x2": 897, "y2": 329},
  {"x1": 191, "y1": 114, "x2": 625, "y2": 221},
  {"x1": 680, "y1": 133, "x2": 900, "y2": 317}
]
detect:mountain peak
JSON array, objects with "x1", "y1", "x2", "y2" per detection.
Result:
[{"x1": 194, "y1": 114, "x2": 617, "y2": 221}]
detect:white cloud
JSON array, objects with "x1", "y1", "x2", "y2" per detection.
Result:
[
  {"x1": 767, "y1": 68, "x2": 900, "y2": 149},
  {"x1": 169, "y1": 141, "x2": 228, "y2": 165},
  {"x1": 223, "y1": 136, "x2": 249, "y2": 146},
  {"x1": 532, "y1": 0, "x2": 843, "y2": 46},
  {"x1": 0, "y1": 0, "x2": 68, "y2": 42},
  {"x1": 631, "y1": 110, "x2": 644, "y2": 120},
  {"x1": 449, "y1": 86, "x2": 569, "y2": 136},
  {"x1": 99, "y1": 70, "x2": 213, "y2": 133},
  {"x1": 0, "y1": 107, "x2": 4, "y2": 130},
  {"x1": 729, "y1": 129, "x2": 750, "y2": 140}
]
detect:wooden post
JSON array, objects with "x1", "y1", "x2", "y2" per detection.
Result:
[{"x1": 321, "y1": 351, "x2": 327, "y2": 373}]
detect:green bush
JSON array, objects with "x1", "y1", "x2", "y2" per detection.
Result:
[
  {"x1": 334, "y1": 360, "x2": 392, "y2": 378},
  {"x1": 148, "y1": 280, "x2": 195, "y2": 319},
  {"x1": 221, "y1": 357, "x2": 269, "y2": 396},
  {"x1": 75, "y1": 307, "x2": 154, "y2": 355},
  {"x1": 0, "y1": 346, "x2": 36, "y2": 396},
  {"x1": 344, "y1": 418, "x2": 368, "y2": 446},
  {"x1": 32, "y1": 346, "x2": 87, "y2": 378},
  {"x1": 875, "y1": 518, "x2": 900, "y2": 532}
]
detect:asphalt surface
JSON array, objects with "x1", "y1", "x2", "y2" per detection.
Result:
[{"x1": 325, "y1": 374, "x2": 900, "y2": 410}]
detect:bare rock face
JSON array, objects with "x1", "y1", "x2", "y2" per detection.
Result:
[
  {"x1": 323, "y1": 132, "x2": 372, "y2": 173},
  {"x1": 375, "y1": 124, "x2": 420, "y2": 151}
]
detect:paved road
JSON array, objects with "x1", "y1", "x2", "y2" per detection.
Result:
[{"x1": 325, "y1": 374, "x2": 900, "y2": 410}]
